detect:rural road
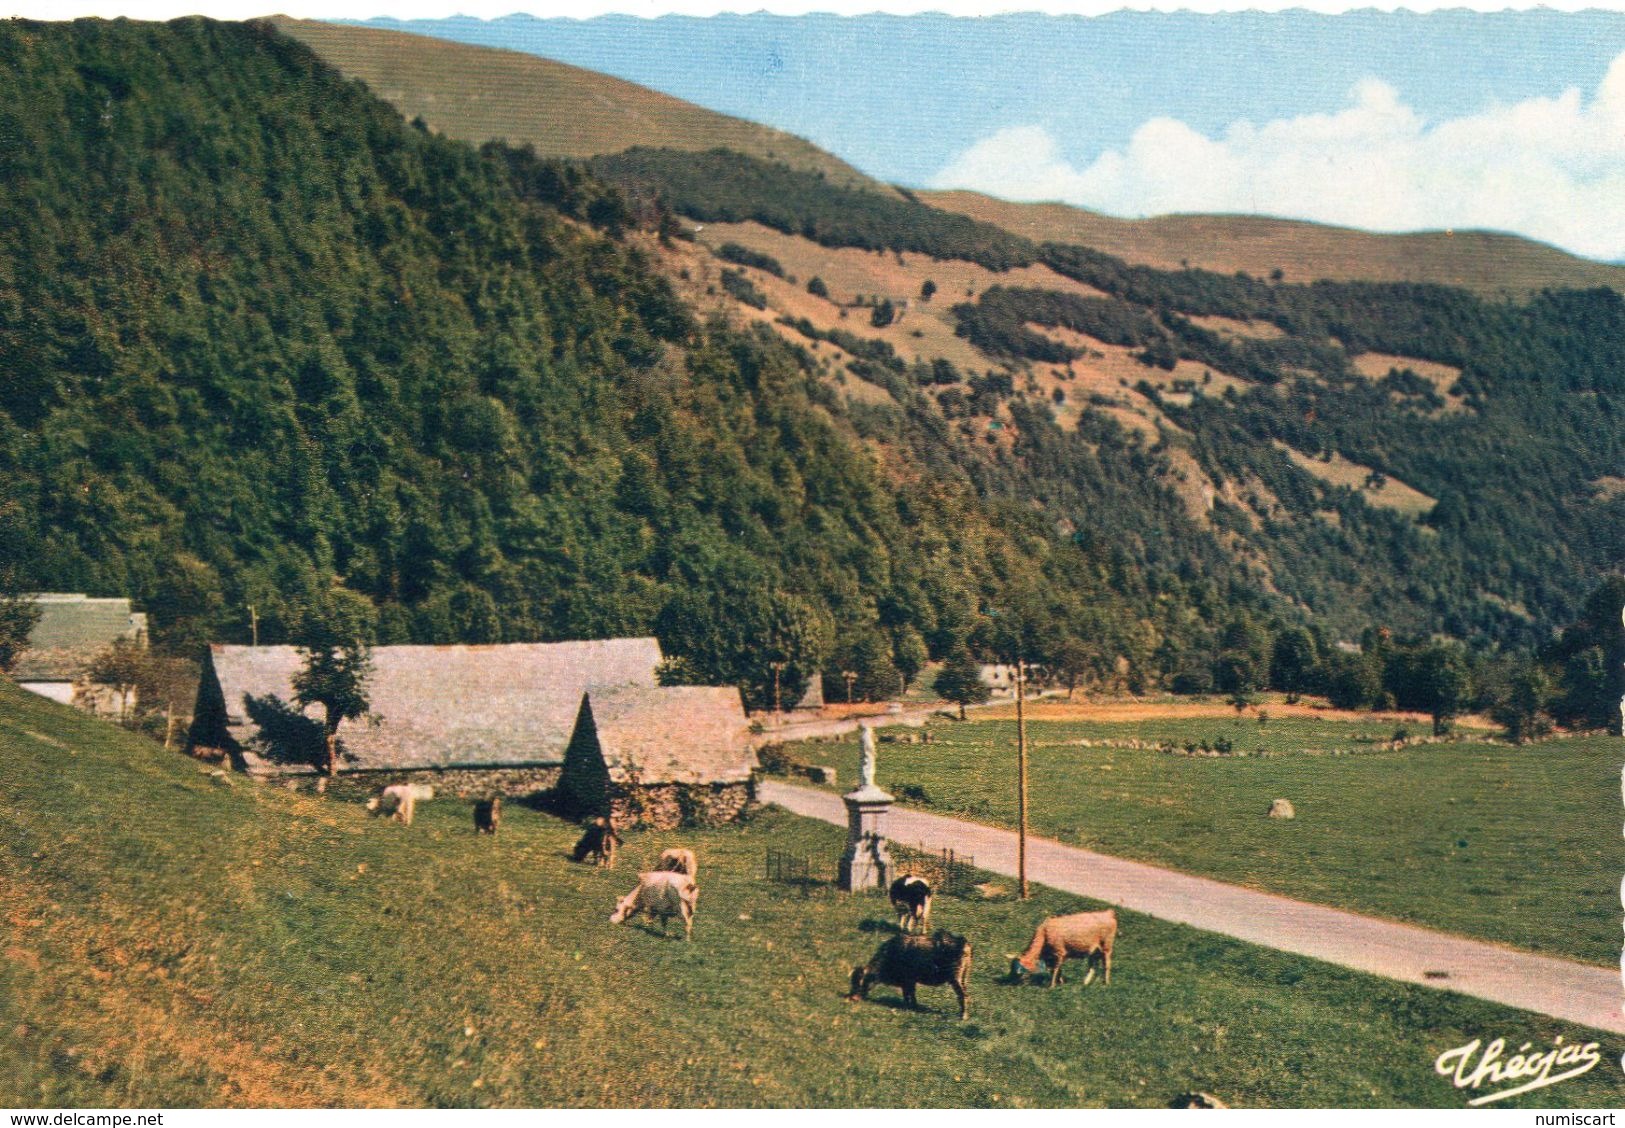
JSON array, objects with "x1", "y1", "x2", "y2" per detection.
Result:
[{"x1": 759, "y1": 780, "x2": 1625, "y2": 1036}]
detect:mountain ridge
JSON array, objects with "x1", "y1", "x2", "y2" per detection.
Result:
[
  {"x1": 279, "y1": 17, "x2": 1625, "y2": 297},
  {"x1": 268, "y1": 17, "x2": 894, "y2": 197}
]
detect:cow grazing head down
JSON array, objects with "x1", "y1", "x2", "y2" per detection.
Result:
[{"x1": 848, "y1": 930, "x2": 972, "y2": 1020}]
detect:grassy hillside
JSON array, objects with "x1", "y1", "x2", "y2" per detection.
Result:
[
  {"x1": 4, "y1": 682, "x2": 1621, "y2": 1108},
  {"x1": 926, "y1": 189, "x2": 1625, "y2": 297},
  {"x1": 784, "y1": 713, "x2": 1621, "y2": 966},
  {"x1": 269, "y1": 18, "x2": 890, "y2": 195}
]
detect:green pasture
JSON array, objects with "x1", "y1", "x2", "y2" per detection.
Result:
[
  {"x1": 783, "y1": 714, "x2": 1620, "y2": 966},
  {"x1": 1, "y1": 684, "x2": 1619, "y2": 1108}
]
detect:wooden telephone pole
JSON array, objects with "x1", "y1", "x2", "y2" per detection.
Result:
[
  {"x1": 1016, "y1": 657, "x2": 1029, "y2": 899},
  {"x1": 769, "y1": 660, "x2": 786, "y2": 715}
]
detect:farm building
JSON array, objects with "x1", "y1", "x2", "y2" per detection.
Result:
[
  {"x1": 187, "y1": 638, "x2": 664, "y2": 799},
  {"x1": 558, "y1": 685, "x2": 758, "y2": 830},
  {"x1": 14, "y1": 594, "x2": 148, "y2": 713}
]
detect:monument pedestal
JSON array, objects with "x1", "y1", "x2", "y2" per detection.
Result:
[{"x1": 839, "y1": 783, "x2": 894, "y2": 892}]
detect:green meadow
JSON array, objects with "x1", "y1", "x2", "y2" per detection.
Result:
[
  {"x1": 783, "y1": 713, "x2": 1621, "y2": 966},
  {"x1": 1, "y1": 684, "x2": 1618, "y2": 1108}
]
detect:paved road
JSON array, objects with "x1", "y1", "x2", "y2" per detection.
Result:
[{"x1": 760, "y1": 780, "x2": 1625, "y2": 1035}]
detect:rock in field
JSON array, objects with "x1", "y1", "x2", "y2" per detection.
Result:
[{"x1": 1267, "y1": 798, "x2": 1295, "y2": 819}]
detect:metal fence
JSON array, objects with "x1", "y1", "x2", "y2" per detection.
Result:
[
  {"x1": 764, "y1": 848, "x2": 833, "y2": 892},
  {"x1": 764, "y1": 844, "x2": 978, "y2": 897},
  {"x1": 890, "y1": 842, "x2": 978, "y2": 898}
]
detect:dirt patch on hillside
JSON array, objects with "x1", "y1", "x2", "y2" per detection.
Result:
[
  {"x1": 1188, "y1": 315, "x2": 1286, "y2": 341},
  {"x1": 1350, "y1": 352, "x2": 1467, "y2": 413},
  {"x1": 1276, "y1": 442, "x2": 1435, "y2": 518}
]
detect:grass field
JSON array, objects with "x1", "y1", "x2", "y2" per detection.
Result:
[
  {"x1": 2, "y1": 684, "x2": 1620, "y2": 1108},
  {"x1": 783, "y1": 713, "x2": 1620, "y2": 967}
]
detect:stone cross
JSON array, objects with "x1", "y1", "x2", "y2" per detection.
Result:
[
  {"x1": 858, "y1": 723, "x2": 878, "y2": 790},
  {"x1": 839, "y1": 722, "x2": 894, "y2": 891}
]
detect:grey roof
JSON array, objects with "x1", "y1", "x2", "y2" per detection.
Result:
[
  {"x1": 15, "y1": 594, "x2": 147, "y2": 682},
  {"x1": 581, "y1": 685, "x2": 757, "y2": 785},
  {"x1": 205, "y1": 638, "x2": 663, "y2": 773}
]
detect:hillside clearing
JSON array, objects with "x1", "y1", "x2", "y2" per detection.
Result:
[
  {"x1": 3, "y1": 685, "x2": 1619, "y2": 1108},
  {"x1": 1276, "y1": 443, "x2": 1437, "y2": 517}
]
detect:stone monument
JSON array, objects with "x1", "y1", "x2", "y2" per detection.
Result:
[{"x1": 839, "y1": 723, "x2": 894, "y2": 891}]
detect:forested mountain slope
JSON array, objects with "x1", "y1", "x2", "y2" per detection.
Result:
[
  {"x1": 0, "y1": 18, "x2": 1262, "y2": 705},
  {"x1": 0, "y1": 18, "x2": 1618, "y2": 716},
  {"x1": 590, "y1": 147, "x2": 1625, "y2": 648}
]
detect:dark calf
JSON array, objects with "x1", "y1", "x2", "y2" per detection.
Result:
[
  {"x1": 474, "y1": 797, "x2": 501, "y2": 835},
  {"x1": 572, "y1": 816, "x2": 622, "y2": 867},
  {"x1": 848, "y1": 930, "x2": 972, "y2": 1020}
]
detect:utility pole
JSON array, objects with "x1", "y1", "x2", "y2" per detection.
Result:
[
  {"x1": 248, "y1": 604, "x2": 258, "y2": 647},
  {"x1": 769, "y1": 660, "x2": 786, "y2": 715},
  {"x1": 842, "y1": 669, "x2": 857, "y2": 704},
  {"x1": 1016, "y1": 657, "x2": 1029, "y2": 899}
]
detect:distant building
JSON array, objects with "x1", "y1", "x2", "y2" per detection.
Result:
[
  {"x1": 792, "y1": 671, "x2": 825, "y2": 712},
  {"x1": 15, "y1": 594, "x2": 147, "y2": 713},
  {"x1": 187, "y1": 638, "x2": 664, "y2": 800},
  {"x1": 558, "y1": 685, "x2": 757, "y2": 830},
  {"x1": 978, "y1": 663, "x2": 1016, "y2": 697}
]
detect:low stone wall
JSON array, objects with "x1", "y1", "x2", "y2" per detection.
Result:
[
  {"x1": 229, "y1": 759, "x2": 756, "y2": 827},
  {"x1": 246, "y1": 763, "x2": 562, "y2": 802},
  {"x1": 353, "y1": 765, "x2": 563, "y2": 801},
  {"x1": 610, "y1": 780, "x2": 754, "y2": 832}
]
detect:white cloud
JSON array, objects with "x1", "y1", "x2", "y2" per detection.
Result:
[{"x1": 929, "y1": 52, "x2": 1625, "y2": 262}]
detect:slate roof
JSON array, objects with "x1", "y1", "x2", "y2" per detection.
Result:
[
  {"x1": 200, "y1": 638, "x2": 663, "y2": 773},
  {"x1": 579, "y1": 685, "x2": 757, "y2": 785},
  {"x1": 14, "y1": 594, "x2": 148, "y2": 682}
]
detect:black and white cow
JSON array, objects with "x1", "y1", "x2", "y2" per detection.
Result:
[{"x1": 890, "y1": 874, "x2": 933, "y2": 934}]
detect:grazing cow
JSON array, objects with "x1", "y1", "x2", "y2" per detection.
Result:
[
  {"x1": 572, "y1": 817, "x2": 622, "y2": 867},
  {"x1": 473, "y1": 796, "x2": 501, "y2": 835},
  {"x1": 609, "y1": 870, "x2": 699, "y2": 940},
  {"x1": 1008, "y1": 909, "x2": 1117, "y2": 988},
  {"x1": 848, "y1": 931, "x2": 972, "y2": 1020},
  {"x1": 889, "y1": 874, "x2": 932, "y2": 934},
  {"x1": 656, "y1": 847, "x2": 698, "y2": 879},
  {"x1": 366, "y1": 784, "x2": 417, "y2": 826}
]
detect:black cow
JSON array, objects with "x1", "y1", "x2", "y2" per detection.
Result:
[{"x1": 848, "y1": 931, "x2": 972, "y2": 1020}]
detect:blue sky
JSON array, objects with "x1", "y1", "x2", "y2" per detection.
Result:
[{"x1": 362, "y1": 12, "x2": 1625, "y2": 260}]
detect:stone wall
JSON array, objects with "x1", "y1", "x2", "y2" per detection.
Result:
[
  {"x1": 230, "y1": 759, "x2": 756, "y2": 826},
  {"x1": 609, "y1": 780, "x2": 754, "y2": 831},
  {"x1": 360, "y1": 765, "x2": 563, "y2": 800},
  {"x1": 252, "y1": 763, "x2": 562, "y2": 802}
]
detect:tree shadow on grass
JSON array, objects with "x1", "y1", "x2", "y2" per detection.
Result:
[{"x1": 243, "y1": 694, "x2": 326, "y2": 770}]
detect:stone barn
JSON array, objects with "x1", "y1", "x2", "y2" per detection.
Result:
[
  {"x1": 187, "y1": 638, "x2": 663, "y2": 799},
  {"x1": 15, "y1": 594, "x2": 149, "y2": 714},
  {"x1": 557, "y1": 685, "x2": 758, "y2": 830}
]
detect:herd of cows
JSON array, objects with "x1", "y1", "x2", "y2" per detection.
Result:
[{"x1": 365, "y1": 783, "x2": 1121, "y2": 1023}]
